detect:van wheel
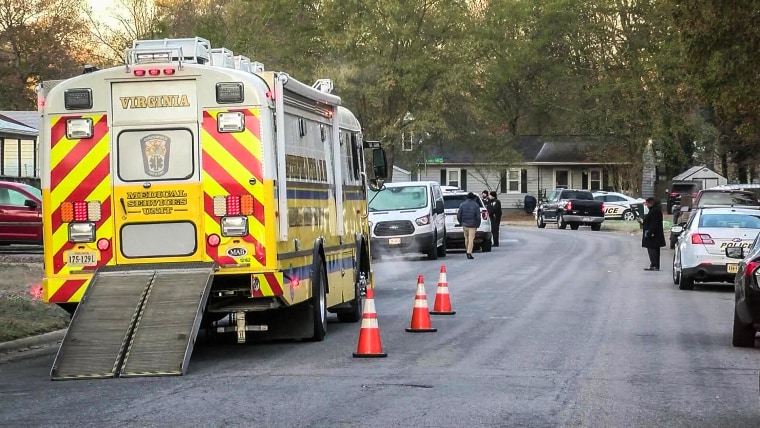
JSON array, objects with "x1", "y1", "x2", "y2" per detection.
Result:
[
  {"x1": 310, "y1": 257, "x2": 327, "y2": 341},
  {"x1": 427, "y1": 234, "x2": 439, "y2": 260},
  {"x1": 437, "y1": 231, "x2": 447, "y2": 257}
]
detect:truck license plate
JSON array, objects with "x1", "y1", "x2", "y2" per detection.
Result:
[
  {"x1": 582, "y1": 217, "x2": 592, "y2": 222},
  {"x1": 388, "y1": 238, "x2": 401, "y2": 245},
  {"x1": 727, "y1": 263, "x2": 739, "y2": 274},
  {"x1": 67, "y1": 251, "x2": 98, "y2": 267}
]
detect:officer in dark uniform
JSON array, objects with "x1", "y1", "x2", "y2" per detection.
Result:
[{"x1": 487, "y1": 191, "x2": 502, "y2": 247}]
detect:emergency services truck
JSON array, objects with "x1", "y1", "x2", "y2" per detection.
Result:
[{"x1": 36, "y1": 36, "x2": 388, "y2": 380}]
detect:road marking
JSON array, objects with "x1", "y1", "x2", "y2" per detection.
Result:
[{"x1": 488, "y1": 316, "x2": 515, "y2": 320}]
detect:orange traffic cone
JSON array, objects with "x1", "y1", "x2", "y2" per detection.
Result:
[
  {"x1": 430, "y1": 265, "x2": 456, "y2": 315},
  {"x1": 353, "y1": 286, "x2": 388, "y2": 358},
  {"x1": 405, "y1": 275, "x2": 437, "y2": 333}
]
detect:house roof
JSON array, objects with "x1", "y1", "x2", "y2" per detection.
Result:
[
  {"x1": 418, "y1": 135, "x2": 626, "y2": 166},
  {"x1": 0, "y1": 111, "x2": 38, "y2": 130},
  {"x1": 0, "y1": 117, "x2": 37, "y2": 137},
  {"x1": 673, "y1": 165, "x2": 725, "y2": 181}
]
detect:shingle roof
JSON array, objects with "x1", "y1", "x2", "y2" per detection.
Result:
[
  {"x1": 0, "y1": 111, "x2": 39, "y2": 130},
  {"x1": 0, "y1": 118, "x2": 37, "y2": 137}
]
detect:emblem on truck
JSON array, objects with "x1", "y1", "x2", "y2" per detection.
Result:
[
  {"x1": 140, "y1": 134, "x2": 171, "y2": 177},
  {"x1": 119, "y1": 95, "x2": 190, "y2": 109},
  {"x1": 227, "y1": 247, "x2": 247, "y2": 257}
]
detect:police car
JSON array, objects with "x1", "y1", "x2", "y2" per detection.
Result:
[
  {"x1": 592, "y1": 191, "x2": 646, "y2": 221},
  {"x1": 442, "y1": 189, "x2": 493, "y2": 252}
]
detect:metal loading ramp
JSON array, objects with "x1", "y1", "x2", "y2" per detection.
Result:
[{"x1": 50, "y1": 262, "x2": 216, "y2": 381}]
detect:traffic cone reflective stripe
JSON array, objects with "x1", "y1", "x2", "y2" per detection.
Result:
[
  {"x1": 406, "y1": 275, "x2": 437, "y2": 333},
  {"x1": 430, "y1": 265, "x2": 456, "y2": 315},
  {"x1": 353, "y1": 286, "x2": 387, "y2": 358}
]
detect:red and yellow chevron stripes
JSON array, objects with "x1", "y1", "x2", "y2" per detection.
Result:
[
  {"x1": 45, "y1": 278, "x2": 90, "y2": 303},
  {"x1": 250, "y1": 273, "x2": 284, "y2": 297},
  {"x1": 201, "y1": 109, "x2": 273, "y2": 269},
  {"x1": 44, "y1": 114, "x2": 114, "y2": 302}
]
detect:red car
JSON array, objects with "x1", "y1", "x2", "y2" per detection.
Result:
[{"x1": 0, "y1": 181, "x2": 43, "y2": 245}]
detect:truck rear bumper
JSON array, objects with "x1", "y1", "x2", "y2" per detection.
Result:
[{"x1": 564, "y1": 215, "x2": 604, "y2": 224}]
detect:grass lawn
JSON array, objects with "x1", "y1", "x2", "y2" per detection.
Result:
[{"x1": 0, "y1": 260, "x2": 70, "y2": 343}]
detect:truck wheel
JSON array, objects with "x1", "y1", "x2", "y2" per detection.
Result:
[
  {"x1": 570, "y1": 224, "x2": 579, "y2": 230},
  {"x1": 732, "y1": 309, "x2": 756, "y2": 347},
  {"x1": 557, "y1": 214, "x2": 567, "y2": 229},
  {"x1": 591, "y1": 223, "x2": 601, "y2": 231},
  {"x1": 537, "y1": 213, "x2": 546, "y2": 228},
  {"x1": 310, "y1": 257, "x2": 328, "y2": 341},
  {"x1": 337, "y1": 281, "x2": 363, "y2": 323},
  {"x1": 427, "y1": 233, "x2": 439, "y2": 260}
]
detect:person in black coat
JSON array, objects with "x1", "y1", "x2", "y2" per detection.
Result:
[
  {"x1": 487, "y1": 191, "x2": 502, "y2": 247},
  {"x1": 639, "y1": 197, "x2": 666, "y2": 270}
]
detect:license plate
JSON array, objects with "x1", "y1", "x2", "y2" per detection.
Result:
[
  {"x1": 388, "y1": 238, "x2": 401, "y2": 245},
  {"x1": 582, "y1": 217, "x2": 592, "y2": 222},
  {"x1": 727, "y1": 263, "x2": 739, "y2": 274},
  {"x1": 67, "y1": 251, "x2": 98, "y2": 267}
]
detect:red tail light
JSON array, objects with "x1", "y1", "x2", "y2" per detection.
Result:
[
  {"x1": 133, "y1": 69, "x2": 146, "y2": 76},
  {"x1": 566, "y1": 201, "x2": 573, "y2": 211},
  {"x1": 691, "y1": 233, "x2": 715, "y2": 245},
  {"x1": 601, "y1": 203, "x2": 605, "y2": 212},
  {"x1": 481, "y1": 210, "x2": 488, "y2": 220},
  {"x1": 148, "y1": 68, "x2": 160, "y2": 76},
  {"x1": 670, "y1": 192, "x2": 678, "y2": 196},
  {"x1": 226, "y1": 195, "x2": 241, "y2": 216},
  {"x1": 746, "y1": 261, "x2": 760, "y2": 278}
]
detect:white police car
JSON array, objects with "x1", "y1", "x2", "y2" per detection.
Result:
[{"x1": 592, "y1": 191, "x2": 647, "y2": 221}]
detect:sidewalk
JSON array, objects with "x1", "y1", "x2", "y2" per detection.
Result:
[{"x1": 0, "y1": 329, "x2": 65, "y2": 363}]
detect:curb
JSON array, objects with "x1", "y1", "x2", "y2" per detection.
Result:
[{"x1": 0, "y1": 329, "x2": 66, "y2": 362}]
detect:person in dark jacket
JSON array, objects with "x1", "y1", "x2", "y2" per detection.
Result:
[
  {"x1": 639, "y1": 197, "x2": 666, "y2": 270},
  {"x1": 457, "y1": 192, "x2": 482, "y2": 259},
  {"x1": 487, "y1": 191, "x2": 502, "y2": 247}
]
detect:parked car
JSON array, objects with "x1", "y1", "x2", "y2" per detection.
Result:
[
  {"x1": 592, "y1": 191, "x2": 646, "y2": 221},
  {"x1": 368, "y1": 181, "x2": 447, "y2": 260},
  {"x1": 669, "y1": 189, "x2": 760, "y2": 248},
  {"x1": 726, "y1": 232, "x2": 760, "y2": 347},
  {"x1": 666, "y1": 180, "x2": 703, "y2": 214},
  {"x1": 672, "y1": 206, "x2": 760, "y2": 290},
  {"x1": 536, "y1": 188, "x2": 605, "y2": 230},
  {"x1": 442, "y1": 190, "x2": 492, "y2": 252},
  {"x1": 0, "y1": 181, "x2": 43, "y2": 245}
]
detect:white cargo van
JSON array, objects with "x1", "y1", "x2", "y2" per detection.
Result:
[{"x1": 367, "y1": 181, "x2": 446, "y2": 260}]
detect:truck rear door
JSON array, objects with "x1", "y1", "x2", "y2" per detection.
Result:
[{"x1": 109, "y1": 79, "x2": 205, "y2": 264}]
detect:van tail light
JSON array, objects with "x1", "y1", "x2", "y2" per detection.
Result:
[{"x1": 691, "y1": 233, "x2": 715, "y2": 245}]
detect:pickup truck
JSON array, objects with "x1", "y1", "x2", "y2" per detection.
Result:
[{"x1": 536, "y1": 188, "x2": 605, "y2": 231}]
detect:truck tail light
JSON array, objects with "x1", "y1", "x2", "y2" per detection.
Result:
[
  {"x1": 213, "y1": 195, "x2": 255, "y2": 217},
  {"x1": 691, "y1": 233, "x2": 715, "y2": 245},
  {"x1": 566, "y1": 201, "x2": 573, "y2": 211},
  {"x1": 601, "y1": 203, "x2": 605, "y2": 212},
  {"x1": 61, "y1": 201, "x2": 101, "y2": 223}
]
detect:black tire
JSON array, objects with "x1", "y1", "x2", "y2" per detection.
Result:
[
  {"x1": 670, "y1": 234, "x2": 677, "y2": 249},
  {"x1": 337, "y1": 281, "x2": 363, "y2": 323},
  {"x1": 622, "y1": 209, "x2": 635, "y2": 221},
  {"x1": 427, "y1": 234, "x2": 439, "y2": 260},
  {"x1": 672, "y1": 253, "x2": 680, "y2": 285},
  {"x1": 310, "y1": 257, "x2": 328, "y2": 341},
  {"x1": 558, "y1": 214, "x2": 567, "y2": 229},
  {"x1": 537, "y1": 213, "x2": 546, "y2": 228},
  {"x1": 591, "y1": 223, "x2": 602, "y2": 231},
  {"x1": 482, "y1": 238, "x2": 492, "y2": 252},
  {"x1": 732, "y1": 310, "x2": 756, "y2": 348},
  {"x1": 678, "y1": 269, "x2": 694, "y2": 291},
  {"x1": 437, "y1": 231, "x2": 447, "y2": 257},
  {"x1": 570, "y1": 224, "x2": 579, "y2": 230}
]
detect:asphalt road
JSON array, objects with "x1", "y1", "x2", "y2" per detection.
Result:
[{"x1": 2, "y1": 226, "x2": 760, "y2": 427}]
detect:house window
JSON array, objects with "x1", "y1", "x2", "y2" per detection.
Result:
[
  {"x1": 506, "y1": 169, "x2": 520, "y2": 193},
  {"x1": 555, "y1": 169, "x2": 569, "y2": 188},
  {"x1": 589, "y1": 169, "x2": 602, "y2": 191},
  {"x1": 446, "y1": 168, "x2": 460, "y2": 187}
]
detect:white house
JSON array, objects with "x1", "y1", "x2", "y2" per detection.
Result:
[{"x1": 672, "y1": 165, "x2": 727, "y2": 189}]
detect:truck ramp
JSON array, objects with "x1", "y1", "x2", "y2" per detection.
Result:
[{"x1": 51, "y1": 262, "x2": 215, "y2": 381}]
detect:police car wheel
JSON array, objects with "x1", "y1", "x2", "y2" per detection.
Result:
[
  {"x1": 622, "y1": 210, "x2": 635, "y2": 221},
  {"x1": 672, "y1": 254, "x2": 680, "y2": 285}
]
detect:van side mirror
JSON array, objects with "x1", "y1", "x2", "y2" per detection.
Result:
[
  {"x1": 372, "y1": 148, "x2": 388, "y2": 179},
  {"x1": 726, "y1": 247, "x2": 745, "y2": 259},
  {"x1": 434, "y1": 200, "x2": 444, "y2": 214}
]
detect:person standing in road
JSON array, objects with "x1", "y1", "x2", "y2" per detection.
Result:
[
  {"x1": 488, "y1": 191, "x2": 502, "y2": 247},
  {"x1": 639, "y1": 197, "x2": 666, "y2": 270},
  {"x1": 457, "y1": 192, "x2": 482, "y2": 259},
  {"x1": 481, "y1": 190, "x2": 489, "y2": 205}
]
